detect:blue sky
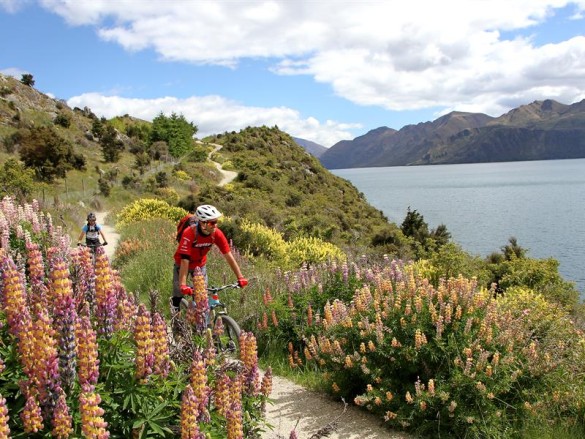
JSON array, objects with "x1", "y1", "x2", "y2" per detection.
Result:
[{"x1": 1, "y1": 1, "x2": 585, "y2": 147}]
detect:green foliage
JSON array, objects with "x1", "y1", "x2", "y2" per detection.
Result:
[
  {"x1": 0, "y1": 159, "x2": 36, "y2": 201},
  {"x1": 18, "y1": 126, "x2": 86, "y2": 182},
  {"x1": 54, "y1": 112, "x2": 71, "y2": 128},
  {"x1": 150, "y1": 112, "x2": 197, "y2": 158},
  {"x1": 100, "y1": 124, "x2": 125, "y2": 163},
  {"x1": 207, "y1": 126, "x2": 394, "y2": 251},
  {"x1": 401, "y1": 207, "x2": 451, "y2": 257},
  {"x1": 419, "y1": 242, "x2": 492, "y2": 287},
  {"x1": 497, "y1": 257, "x2": 579, "y2": 309},
  {"x1": 20, "y1": 73, "x2": 34, "y2": 86}
]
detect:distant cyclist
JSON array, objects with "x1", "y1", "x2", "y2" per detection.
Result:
[
  {"x1": 172, "y1": 204, "x2": 247, "y2": 313},
  {"x1": 77, "y1": 212, "x2": 108, "y2": 247}
]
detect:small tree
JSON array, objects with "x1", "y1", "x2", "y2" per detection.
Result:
[
  {"x1": 19, "y1": 126, "x2": 86, "y2": 182},
  {"x1": 150, "y1": 112, "x2": 197, "y2": 158},
  {"x1": 0, "y1": 159, "x2": 36, "y2": 200},
  {"x1": 20, "y1": 73, "x2": 35, "y2": 87},
  {"x1": 100, "y1": 125, "x2": 124, "y2": 163}
]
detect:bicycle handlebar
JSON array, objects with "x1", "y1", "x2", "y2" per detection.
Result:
[{"x1": 207, "y1": 282, "x2": 240, "y2": 293}]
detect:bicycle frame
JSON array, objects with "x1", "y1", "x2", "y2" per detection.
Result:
[{"x1": 176, "y1": 282, "x2": 242, "y2": 358}]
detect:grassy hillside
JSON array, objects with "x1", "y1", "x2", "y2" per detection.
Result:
[{"x1": 0, "y1": 73, "x2": 407, "y2": 257}]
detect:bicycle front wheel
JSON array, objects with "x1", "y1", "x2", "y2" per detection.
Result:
[{"x1": 214, "y1": 314, "x2": 241, "y2": 360}]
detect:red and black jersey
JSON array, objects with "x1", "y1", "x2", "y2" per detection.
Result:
[{"x1": 173, "y1": 225, "x2": 230, "y2": 269}]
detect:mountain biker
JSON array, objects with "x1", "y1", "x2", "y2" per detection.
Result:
[
  {"x1": 171, "y1": 204, "x2": 248, "y2": 313},
  {"x1": 77, "y1": 212, "x2": 108, "y2": 247}
]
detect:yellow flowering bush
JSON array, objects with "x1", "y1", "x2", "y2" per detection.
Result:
[
  {"x1": 287, "y1": 236, "x2": 345, "y2": 266},
  {"x1": 239, "y1": 219, "x2": 289, "y2": 263},
  {"x1": 173, "y1": 169, "x2": 190, "y2": 181},
  {"x1": 117, "y1": 198, "x2": 187, "y2": 227},
  {"x1": 239, "y1": 220, "x2": 344, "y2": 268}
]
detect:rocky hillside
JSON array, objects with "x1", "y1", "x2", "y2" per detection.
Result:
[{"x1": 320, "y1": 99, "x2": 585, "y2": 169}]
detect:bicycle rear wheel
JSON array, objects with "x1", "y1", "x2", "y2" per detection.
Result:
[{"x1": 213, "y1": 314, "x2": 241, "y2": 360}]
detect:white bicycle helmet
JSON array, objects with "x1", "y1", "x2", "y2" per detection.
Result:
[{"x1": 195, "y1": 204, "x2": 222, "y2": 221}]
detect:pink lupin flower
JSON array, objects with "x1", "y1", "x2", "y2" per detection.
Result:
[
  {"x1": 112, "y1": 270, "x2": 137, "y2": 332},
  {"x1": 0, "y1": 395, "x2": 10, "y2": 438},
  {"x1": 76, "y1": 315, "x2": 100, "y2": 391},
  {"x1": 151, "y1": 312, "x2": 170, "y2": 378},
  {"x1": 51, "y1": 389, "x2": 73, "y2": 439},
  {"x1": 180, "y1": 385, "x2": 201, "y2": 439},
  {"x1": 134, "y1": 304, "x2": 155, "y2": 382},
  {"x1": 70, "y1": 245, "x2": 96, "y2": 309},
  {"x1": 79, "y1": 390, "x2": 110, "y2": 439},
  {"x1": 26, "y1": 239, "x2": 49, "y2": 308},
  {"x1": 21, "y1": 392, "x2": 44, "y2": 433}
]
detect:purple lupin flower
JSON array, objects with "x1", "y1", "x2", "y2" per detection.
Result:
[{"x1": 54, "y1": 295, "x2": 78, "y2": 391}]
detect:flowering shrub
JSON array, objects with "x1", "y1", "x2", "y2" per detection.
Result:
[
  {"x1": 239, "y1": 220, "x2": 345, "y2": 268},
  {"x1": 257, "y1": 256, "x2": 585, "y2": 437},
  {"x1": 116, "y1": 198, "x2": 187, "y2": 227},
  {"x1": 0, "y1": 196, "x2": 271, "y2": 437}
]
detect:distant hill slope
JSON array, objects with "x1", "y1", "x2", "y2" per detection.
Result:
[
  {"x1": 319, "y1": 99, "x2": 585, "y2": 169},
  {"x1": 293, "y1": 136, "x2": 327, "y2": 158}
]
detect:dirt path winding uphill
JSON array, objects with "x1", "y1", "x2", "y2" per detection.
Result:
[{"x1": 94, "y1": 211, "x2": 118, "y2": 260}]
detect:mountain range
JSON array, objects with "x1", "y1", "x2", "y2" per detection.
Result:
[{"x1": 317, "y1": 99, "x2": 585, "y2": 169}]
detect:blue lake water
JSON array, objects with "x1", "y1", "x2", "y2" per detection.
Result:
[{"x1": 333, "y1": 159, "x2": 585, "y2": 296}]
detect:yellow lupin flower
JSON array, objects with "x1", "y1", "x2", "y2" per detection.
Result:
[{"x1": 0, "y1": 396, "x2": 9, "y2": 438}]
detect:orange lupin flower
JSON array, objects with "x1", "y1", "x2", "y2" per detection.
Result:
[
  {"x1": 260, "y1": 367, "x2": 273, "y2": 397},
  {"x1": 52, "y1": 390, "x2": 73, "y2": 439},
  {"x1": 134, "y1": 304, "x2": 154, "y2": 381},
  {"x1": 239, "y1": 332, "x2": 258, "y2": 371},
  {"x1": 151, "y1": 312, "x2": 170, "y2": 378},
  {"x1": 226, "y1": 400, "x2": 244, "y2": 439},
  {"x1": 262, "y1": 288, "x2": 273, "y2": 305},
  {"x1": 307, "y1": 304, "x2": 313, "y2": 326},
  {"x1": 180, "y1": 385, "x2": 201, "y2": 439},
  {"x1": 226, "y1": 377, "x2": 243, "y2": 438},
  {"x1": 189, "y1": 350, "x2": 210, "y2": 421},
  {"x1": 0, "y1": 395, "x2": 9, "y2": 438},
  {"x1": 271, "y1": 309, "x2": 279, "y2": 327},
  {"x1": 49, "y1": 260, "x2": 73, "y2": 307},
  {"x1": 76, "y1": 315, "x2": 100, "y2": 391},
  {"x1": 1, "y1": 259, "x2": 31, "y2": 337},
  {"x1": 214, "y1": 373, "x2": 231, "y2": 416},
  {"x1": 79, "y1": 391, "x2": 109, "y2": 439}
]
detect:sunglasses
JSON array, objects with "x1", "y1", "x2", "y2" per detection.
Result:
[{"x1": 201, "y1": 220, "x2": 218, "y2": 226}]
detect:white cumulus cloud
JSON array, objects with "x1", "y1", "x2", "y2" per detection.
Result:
[{"x1": 67, "y1": 93, "x2": 359, "y2": 147}]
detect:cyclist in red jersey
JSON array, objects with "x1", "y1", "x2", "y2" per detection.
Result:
[{"x1": 171, "y1": 204, "x2": 247, "y2": 312}]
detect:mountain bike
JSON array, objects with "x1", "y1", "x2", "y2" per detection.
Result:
[{"x1": 172, "y1": 282, "x2": 242, "y2": 360}]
